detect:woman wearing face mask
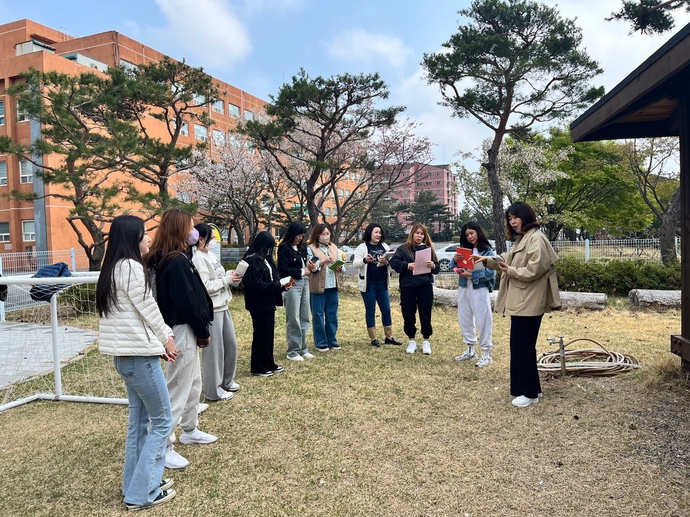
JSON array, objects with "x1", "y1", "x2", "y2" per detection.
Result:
[
  {"x1": 352, "y1": 223, "x2": 402, "y2": 348},
  {"x1": 389, "y1": 223, "x2": 440, "y2": 355},
  {"x1": 192, "y1": 223, "x2": 242, "y2": 401},
  {"x1": 277, "y1": 221, "x2": 315, "y2": 362},
  {"x1": 473, "y1": 202, "x2": 561, "y2": 408},
  {"x1": 451, "y1": 221, "x2": 496, "y2": 368},
  {"x1": 307, "y1": 224, "x2": 344, "y2": 352},
  {"x1": 144, "y1": 209, "x2": 216, "y2": 470}
]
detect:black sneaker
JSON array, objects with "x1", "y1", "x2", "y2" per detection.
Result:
[
  {"x1": 385, "y1": 337, "x2": 402, "y2": 346},
  {"x1": 371, "y1": 339, "x2": 381, "y2": 348},
  {"x1": 251, "y1": 371, "x2": 274, "y2": 377},
  {"x1": 272, "y1": 366, "x2": 285, "y2": 373},
  {"x1": 126, "y1": 488, "x2": 176, "y2": 511},
  {"x1": 160, "y1": 478, "x2": 174, "y2": 491}
]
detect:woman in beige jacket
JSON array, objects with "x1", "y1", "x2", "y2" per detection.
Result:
[{"x1": 474, "y1": 202, "x2": 561, "y2": 408}]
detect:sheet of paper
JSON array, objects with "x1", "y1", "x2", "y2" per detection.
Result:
[
  {"x1": 413, "y1": 247, "x2": 432, "y2": 275},
  {"x1": 280, "y1": 276, "x2": 293, "y2": 286}
]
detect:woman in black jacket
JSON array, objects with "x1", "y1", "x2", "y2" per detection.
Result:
[
  {"x1": 243, "y1": 232, "x2": 293, "y2": 377},
  {"x1": 277, "y1": 221, "x2": 315, "y2": 362},
  {"x1": 144, "y1": 209, "x2": 215, "y2": 470},
  {"x1": 389, "y1": 223, "x2": 440, "y2": 356}
]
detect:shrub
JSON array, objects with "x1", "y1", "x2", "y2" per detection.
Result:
[{"x1": 556, "y1": 258, "x2": 681, "y2": 295}]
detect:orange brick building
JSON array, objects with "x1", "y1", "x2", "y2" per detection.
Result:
[{"x1": 0, "y1": 19, "x2": 266, "y2": 257}]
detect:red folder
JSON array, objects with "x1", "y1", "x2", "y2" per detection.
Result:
[{"x1": 455, "y1": 247, "x2": 474, "y2": 270}]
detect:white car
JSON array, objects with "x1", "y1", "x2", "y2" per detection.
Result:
[{"x1": 435, "y1": 243, "x2": 463, "y2": 272}]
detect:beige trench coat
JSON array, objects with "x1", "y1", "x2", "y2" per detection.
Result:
[{"x1": 486, "y1": 227, "x2": 561, "y2": 316}]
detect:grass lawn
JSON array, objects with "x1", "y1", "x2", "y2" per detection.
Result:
[{"x1": 0, "y1": 288, "x2": 688, "y2": 516}]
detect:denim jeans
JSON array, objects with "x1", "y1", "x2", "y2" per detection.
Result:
[
  {"x1": 283, "y1": 277, "x2": 311, "y2": 357},
  {"x1": 360, "y1": 283, "x2": 392, "y2": 328},
  {"x1": 114, "y1": 355, "x2": 172, "y2": 506},
  {"x1": 310, "y1": 287, "x2": 339, "y2": 349}
]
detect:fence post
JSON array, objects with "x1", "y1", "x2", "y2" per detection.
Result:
[
  {"x1": 71, "y1": 248, "x2": 76, "y2": 272},
  {"x1": 585, "y1": 239, "x2": 590, "y2": 262}
]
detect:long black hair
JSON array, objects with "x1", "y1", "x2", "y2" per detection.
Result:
[
  {"x1": 279, "y1": 221, "x2": 307, "y2": 252},
  {"x1": 194, "y1": 222, "x2": 213, "y2": 247},
  {"x1": 96, "y1": 215, "x2": 148, "y2": 317},
  {"x1": 459, "y1": 221, "x2": 493, "y2": 252},
  {"x1": 243, "y1": 231, "x2": 276, "y2": 263}
]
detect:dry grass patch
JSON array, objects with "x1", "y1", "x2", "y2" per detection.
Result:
[{"x1": 0, "y1": 289, "x2": 688, "y2": 516}]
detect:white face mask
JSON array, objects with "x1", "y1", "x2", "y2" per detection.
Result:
[
  {"x1": 318, "y1": 235, "x2": 329, "y2": 245},
  {"x1": 208, "y1": 238, "x2": 219, "y2": 254}
]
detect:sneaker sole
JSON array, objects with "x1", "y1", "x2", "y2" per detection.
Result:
[
  {"x1": 512, "y1": 398, "x2": 539, "y2": 408},
  {"x1": 126, "y1": 489, "x2": 176, "y2": 511},
  {"x1": 179, "y1": 437, "x2": 217, "y2": 445}
]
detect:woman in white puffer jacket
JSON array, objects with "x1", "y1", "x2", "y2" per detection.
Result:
[{"x1": 96, "y1": 215, "x2": 179, "y2": 512}]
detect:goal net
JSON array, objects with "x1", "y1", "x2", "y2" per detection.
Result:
[{"x1": 0, "y1": 274, "x2": 127, "y2": 412}]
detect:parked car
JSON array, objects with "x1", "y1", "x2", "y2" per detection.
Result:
[{"x1": 436, "y1": 243, "x2": 462, "y2": 272}]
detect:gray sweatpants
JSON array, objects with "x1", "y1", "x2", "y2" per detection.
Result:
[
  {"x1": 202, "y1": 309, "x2": 238, "y2": 400},
  {"x1": 166, "y1": 324, "x2": 202, "y2": 445}
]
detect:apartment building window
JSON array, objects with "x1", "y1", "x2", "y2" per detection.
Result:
[
  {"x1": 0, "y1": 100, "x2": 4, "y2": 125},
  {"x1": 244, "y1": 110, "x2": 254, "y2": 121},
  {"x1": 212, "y1": 100, "x2": 224, "y2": 114},
  {"x1": 213, "y1": 129, "x2": 225, "y2": 145},
  {"x1": 437, "y1": 181, "x2": 441, "y2": 185},
  {"x1": 0, "y1": 162, "x2": 6, "y2": 186},
  {"x1": 338, "y1": 188, "x2": 344, "y2": 196},
  {"x1": 0, "y1": 222, "x2": 9, "y2": 242},
  {"x1": 22, "y1": 220, "x2": 35, "y2": 241},
  {"x1": 437, "y1": 190, "x2": 442, "y2": 195},
  {"x1": 345, "y1": 190, "x2": 350, "y2": 197},
  {"x1": 325, "y1": 207, "x2": 331, "y2": 216},
  {"x1": 171, "y1": 119, "x2": 189, "y2": 137},
  {"x1": 229, "y1": 104, "x2": 240, "y2": 118},
  {"x1": 17, "y1": 99, "x2": 29, "y2": 122},
  {"x1": 19, "y1": 160, "x2": 33, "y2": 183},
  {"x1": 193, "y1": 93, "x2": 206, "y2": 106},
  {"x1": 194, "y1": 124, "x2": 208, "y2": 141}
]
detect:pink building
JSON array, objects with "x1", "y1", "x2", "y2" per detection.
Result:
[{"x1": 389, "y1": 163, "x2": 458, "y2": 233}]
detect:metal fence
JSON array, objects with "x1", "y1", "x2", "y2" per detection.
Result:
[
  {"x1": 0, "y1": 248, "x2": 90, "y2": 276},
  {"x1": 547, "y1": 238, "x2": 680, "y2": 263}
]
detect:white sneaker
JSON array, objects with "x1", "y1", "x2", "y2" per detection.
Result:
[
  {"x1": 455, "y1": 350, "x2": 477, "y2": 362},
  {"x1": 227, "y1": 382, "x2": 241, "y2": 392},
  {"x1": 197, "y1": 403, "x2": 209, "y2": 415},
  {"x1": 475, "y1": 356, "x2": 493, "y2": 368},
  {"x1": 302, "y1": 352, "x2": 315, "y2": 359},
  {"x1": 165, "y1": 445, "x2": 189, "y2": 469},
  {"x1": 406, "y1": 341, "x2": 417, "y2": 354},
  {"x1": 219, "y1": 390, "x2": 234, "y2": 401},
  {"x1": 512, "y1": 395, "x2": 539, "y2": 408},
  {"x1": 422, "y1": 341, "x2": 431, "y2": 355},
  {"x1": 287, "y1": 354, "x2": 304, "y2": 362},
  {"x1": 179, "y1": 428, "x2": 218, "y2": 445}
]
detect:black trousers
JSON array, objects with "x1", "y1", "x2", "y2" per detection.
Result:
[
  {"x1": 509, "y1": 314, "x2": 543, "y2": 399},
  {"x1": 250, "y1": 310, "x2": 278, "y2": 374},
  {"x1": 400, "y1": 283, "x2": 433, "y2": 340}
]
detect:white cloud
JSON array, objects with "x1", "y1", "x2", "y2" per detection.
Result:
[
  {"x1": 241, "y1": 0, "x2": 304, "y2": 15},
  {"x1": 325, "y1": 29, "x2": 412, "y2": 68},
  {"x1": 129, "y1": 0, "x2": 252, "y2": 68}
]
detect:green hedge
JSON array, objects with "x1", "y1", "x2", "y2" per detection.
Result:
[{"x1": 555, "y1": 258, "x2": 681, "y2": 295}]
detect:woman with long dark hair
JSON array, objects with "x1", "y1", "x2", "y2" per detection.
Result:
[
  {"x1": 242, "y1": 231, "x2": 292, "y2": 376},
  {"x1": 307, "y1": 223, "x2": 344, "y2": 352},
  {"x1": 97, "y1": 215, "x2": 178, "y2": 511},
  {"x1": 352, "y1": 223, "x2": 402, "y2": 347},
  {"x1": 389, "y1": 223, "x2": 440, "y2": 355},
  {"x1": 144, "y1": 209, "x2": 216, "y2": 469},
  {"x1": 473, "y1": 202, "x2": 561, "y2": 408},
  {"x1": 452, "y1": 221, "x2": 496, "y2": 367},
  {"x1": 277, "y1": 221, "x2": 315, "y2": 361},
  {"x1": 192, "y1": 223, "x2": 241, "y2": 401}
]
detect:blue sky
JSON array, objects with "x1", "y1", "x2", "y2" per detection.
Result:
[{"x1": 2, "y1": 0, "x2": 689, "y2": 174}]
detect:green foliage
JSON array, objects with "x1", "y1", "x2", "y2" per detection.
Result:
[
  {"x1": 556, "y1": 258, "x2": 681, "y2": 295},
  {"x1": 606, "y1": 0, "x2": 689, "y2": 35}
]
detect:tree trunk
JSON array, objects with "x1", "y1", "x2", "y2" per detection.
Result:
[
  {"x1": 483, "y1": 137, "x2": 507, "y2": 254},
  {"x1": 629, "y1": 289, "x2": 681, "y2": 308},
  {"x1": 660, "y1": 186, "x2": 680, "y2": 265}
]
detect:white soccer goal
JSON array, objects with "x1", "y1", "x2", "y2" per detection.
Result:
[{"x1": 0, "y1": 274, "x2": 128, "y2": 413}]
